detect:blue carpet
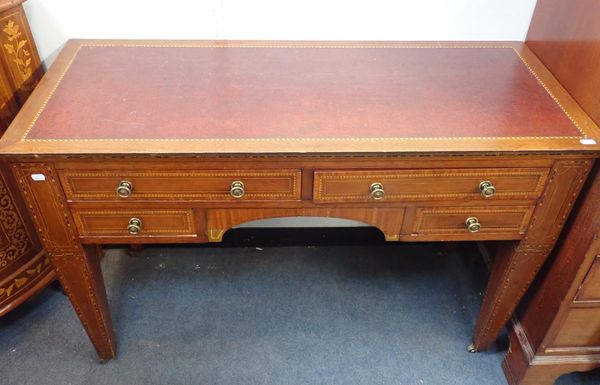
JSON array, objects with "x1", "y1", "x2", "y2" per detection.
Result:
[{"x1": 0, "y1": 241, "x2": 598, "y2": 385}]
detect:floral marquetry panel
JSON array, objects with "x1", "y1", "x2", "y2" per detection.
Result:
[
  {"x1": 2, "y1": 19, "x2": 33, "y2": 81},
  {"x1": 0, "y1": 0, "x2": 42, "y2": 134}
]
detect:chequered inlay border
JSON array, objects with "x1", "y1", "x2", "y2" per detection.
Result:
[{"x1": 21, "y1": 43, "x2": 589, "y2": 143}]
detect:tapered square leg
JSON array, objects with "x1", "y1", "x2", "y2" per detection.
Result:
[
  {"x1": 52, "y1": 245, "x2": 116, "y2": 360},
  {"x1": 472, "y1": 242, "x2": 545, "y2": 350},
  {"x1": 12, "y1": 163, "x2": 117, "y2": 360}
]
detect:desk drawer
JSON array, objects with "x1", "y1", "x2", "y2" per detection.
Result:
[
  {"x1": 313, "y1": 168, "x2": 548, "y2": 203},
  {"x1": 59, "y1": 170, "x2": 301, "y2": 201},
  {"x1": 72, "y1": 209, "x2": 196, "y2": 237},
  {"x1": 408, "y1": 206, "x2": 534, "y2": 240}
]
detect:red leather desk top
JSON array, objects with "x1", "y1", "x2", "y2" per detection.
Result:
[{"x1": 2, "y1": 40, "x2": 599, "y2": 154}]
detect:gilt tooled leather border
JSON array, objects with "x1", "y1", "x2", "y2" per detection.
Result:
[{"x1": 20, "y1": 43, "x2": 589, "y2": 143}]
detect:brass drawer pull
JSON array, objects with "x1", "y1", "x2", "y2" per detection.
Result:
[
  {"x1": 370, "y1": 182, "x2": 385, "y2": 200},
  {"x1": 127, "y1": 217, "x2": 142, "y2": 235},
  {"x1": 465, "y1": 217, "x2": 481, "y2": 233},
  {"x1": 479, "y1": 180, "x2": 496, "y2": 198},
  {"x1": 230, "y1": 181, "x2": 245, "y2": 198},
  {"x1": 116, "y1": 180, "x2": 133, "y2": 198}
]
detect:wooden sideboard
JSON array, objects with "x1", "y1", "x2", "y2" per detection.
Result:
[
  {"x1": 0, "y1": 40, "x2": 598, "y2": 362},
  {"x1": 502, "y1": 1, "x2": 600, "y2": 384},
  {"x1": 0, "y1": 0, "x2": 52, "y2": 316}
]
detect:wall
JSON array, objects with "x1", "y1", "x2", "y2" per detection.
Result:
[
  {"x1": 21, "y1": 0, "x2": 538, "y2": 228},
  {"x1": 25, "y1": 0, "x2": 538, "y2": 67}
]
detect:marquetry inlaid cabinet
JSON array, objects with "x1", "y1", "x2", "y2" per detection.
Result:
[{"x1": 0, "y1": 0, "x2": 51, "y2": 316}]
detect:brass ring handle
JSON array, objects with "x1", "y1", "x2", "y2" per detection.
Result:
[
  {"x1": 230, "y1": 181, "x2": 245, "y2": 198},
  {"x1": 116, "y1": 180, "x2": 133, "y2": 198},
  {"x1": 465, "y1": 217, "x2": 481, "y2": 233},
  {"x1": 370, "y1": 182, "x2": 385, "y2": 200},
  {"x1": 127, "y1": 217, "x2": 142, "y2": 235},
  {"x1": 479, "y1": 180, "x2": 496, "y2": 198}
]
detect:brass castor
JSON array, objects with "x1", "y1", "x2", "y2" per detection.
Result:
[{"x1": 467, "y1": 343, "x2": 477, "y2": 353}]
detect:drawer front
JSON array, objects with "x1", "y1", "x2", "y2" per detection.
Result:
[
  {"x1": 409, "y1": 206, "x2": 534, "y2": 239},
  {"x1": 72, "y1": 209, "x2": 196, "y2": 237},
  {"x1": 313, "y1": 168, "x2": 549, "y2": 203},
  {"x1": 59, "y1": 170, "x2": 301, "y2": 201}
]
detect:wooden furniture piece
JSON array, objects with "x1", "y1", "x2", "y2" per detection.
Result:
[
  {"x1": 0, "y1": 162, "x2": 51, "y2": 315},
  {"x1": 0, "y1": 0, "x2": 52, "y2": 316},
  {"x1": 502, "y1": 1, "x2": 600, "y2": 383},
  {"x1": 503, "y1": 164, "x2": 600, "y2": 385},
  {"x1": 0, "y1": 40, "x2": 598, "y2": 361},
  {"x1": 0, "y1": 0, "x2": 43, "y2": 134}
]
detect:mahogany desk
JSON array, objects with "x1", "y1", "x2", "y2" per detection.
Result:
[{"x1": 0, "y1": 40, "x2": 599, "y2": 361}]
